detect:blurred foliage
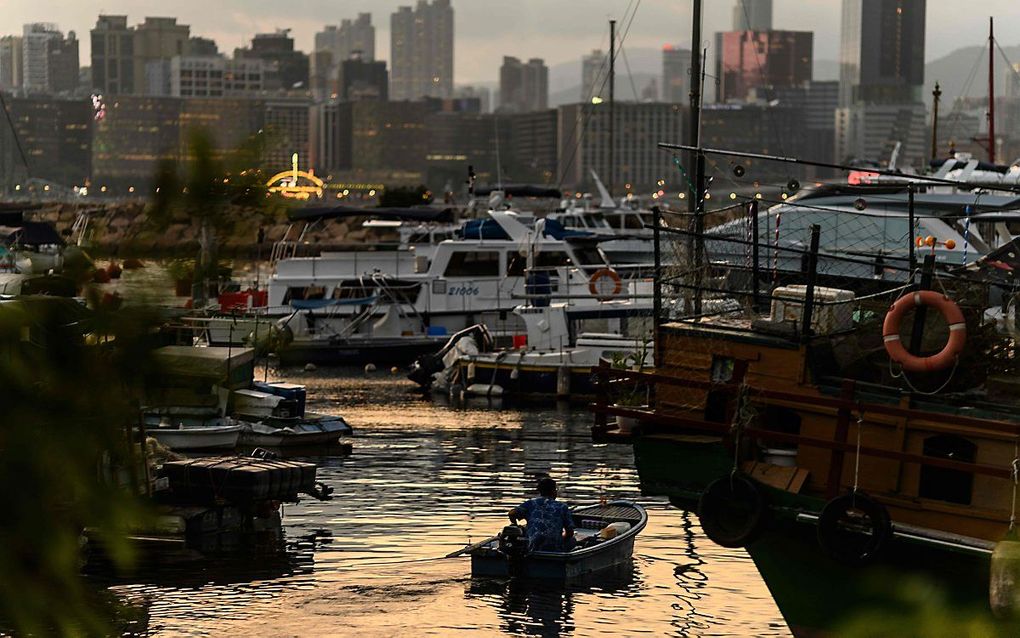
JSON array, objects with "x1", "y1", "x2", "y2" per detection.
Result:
[
  {"x1": 379, "y1": 184, "x2": 433, "y2": 208},
  {"x1": 0, "y1": 291, "x2": 161, "y2": 635},
  {"x1": 146, "y1": 128, "x2": 282, "y2": 285},
  {"x1": 837, "y1": 576, "x2": 1020, "y2": 637}
]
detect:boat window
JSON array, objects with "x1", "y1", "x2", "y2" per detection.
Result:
[
  {"x1": 333, "y1": 280, "x2": 375, "y2": 300},
  {"x1": 282, "y1": 286, "x2": 327, "y2": 303},
  {"x1": 562, "y1": 217, "x2": 577, "y2": 228},
  {"x1": 605, "y1": 215, "x2": 624, "y2": 230},
  {"x1": 570, "y1": 245, "x2": 605, "y2": 266},
  {"x1": 444, "y1": 250, "x2": 500, "y2": 277},
  {"x1": 535, "y1": 251, "x2": 571, "y2": 269},
  {"x1": 506, "y1": 252, "x2": 526, "y2": 277},
  {"x1": 919, "y1": 435, "x2": 976, "y2": 505},
  {"x1": 624, "y1": 214, "x2": 645, "y2": 230}
]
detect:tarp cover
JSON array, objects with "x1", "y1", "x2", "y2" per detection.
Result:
[
  {"x1": 4, "y1": 221, "x2": 64, "y2": 247},
  {"x1": 288, "y1": 206, "x2": 454, "y2": 223}
]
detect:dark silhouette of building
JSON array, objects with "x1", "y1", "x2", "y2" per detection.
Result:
[
  {"x1": 715, "y1": 30, "x2": 813, "y2": 103},
  {"x1": 338, "y1": 53, "x2": 388, "y2": 101},
  {"x1": 390, "y1": 0, "x2": 454, "y2": 100},
  {"x1": 236, "y1": 30, "x2": 309, "y2": 91},
  {"x1": 662, "y1": 45, "x2": 691, "y2": 104}
]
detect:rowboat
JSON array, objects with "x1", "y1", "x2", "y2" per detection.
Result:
[
  {"x1": 238, "y1": 414, "x2": 353, "y2": 447},
  {"x1": 146, "y1": 423, "x2": 243, "y2": 451},
  {"x1": 469, "y1": 500, "x2": 647, "y2": 580}
]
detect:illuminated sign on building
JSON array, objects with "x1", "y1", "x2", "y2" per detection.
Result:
[{"x1": 266, "y1": 153, "x2": 324, "y2": 200}]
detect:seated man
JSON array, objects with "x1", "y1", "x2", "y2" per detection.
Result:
[{"x1": 508, "y1": 477, "x2": 575, "y2": 552}]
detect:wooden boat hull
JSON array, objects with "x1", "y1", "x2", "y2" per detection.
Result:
[
  {"x1": 471, "y1": 534, "x2": 638, "y2": 579},
  {"x1": 469, "y1": 501, "x2": 647, "y2": 581},
  {"x1": 148, "y1": 425, "x2": 242, "y2": 451}
]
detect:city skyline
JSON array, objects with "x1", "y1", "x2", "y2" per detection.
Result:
[{"x1": 4, "y1": 0, "x2": 1020, "y2": 86}]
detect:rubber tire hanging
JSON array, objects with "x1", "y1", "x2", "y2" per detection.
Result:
[
  {"x1": 816, "y1": 492, "x2": 892, "y2": 566},
  {"x1": 697, "y1": 474, "x2": 767, "y2": 548}
]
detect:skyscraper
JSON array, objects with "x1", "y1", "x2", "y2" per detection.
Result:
[
  {"x1": 235, "y1": 30, "x2": 309, "y2": 91},
  {"x1": 389, "y1": 0, "x2": 454, "y2": 100},
  {"x1": 838, "y1": 0, "x2": 926, "y2": 107},
  {"x1": 315, "y1": 14, "x2": 375, "y2": 62},
  {"x1": 22, "y1": 24, "x2": 79, "y2": 94},
  {"x1": 133, "y1": 17, "x2": 190, "y2": 93},
  {"x1": 0, "y1": 36, "x2": 24, "y2": 90},
  {"x1": 836, "y1": 0, "x2": 927, "y2": 165},
  {"x1": 499, "y1": 56, "x2": 547, "y2": 113},
  {"x1": 91, "y1": 16, "x2": 135, "y2": 94},
  {"x1": 662, "y1": 46, "x2": 692, "y2": 104},
  {"x1": 716, "y1": 30, "x2": 813, "y2": 102},
  {"x1": 732, "y1": 0, "x2": 773, "y2": 31},
  {"x1": 581, "y1": 49, "x2": 607, "y2": 102}
]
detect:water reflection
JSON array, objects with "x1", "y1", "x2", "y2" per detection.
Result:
[{"x1": 109, "y1": 370, "x2": 789, "y2": 637}]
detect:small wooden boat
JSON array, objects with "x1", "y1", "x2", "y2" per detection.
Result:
[
  {"x1": 238, "y1": 413, "x2": 353, "y2": 447},
  {"x1": 147, "y1": 423, "x2": 243, "y2": 451},
  {"x1": 469, "y1": 500, "x2": 647, "y2": 580}
]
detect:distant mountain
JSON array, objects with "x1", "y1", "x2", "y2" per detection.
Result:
[{"x1": 924, "y1": 45, "x2": 1020, "y2": 107}]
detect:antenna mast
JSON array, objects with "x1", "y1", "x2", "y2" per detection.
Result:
[
  {"x1": 608, "y1": 19, "x2": 616, "y2": 199},
  {"x1": 988, "y1": 16, "x2": 996, "y2": 164}
]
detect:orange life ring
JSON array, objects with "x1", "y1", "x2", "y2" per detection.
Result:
[
  {"x1": 589, "y1": 268, "x2": 623, "y2": 300},
  {"x1": 882, "y1": 290, "x2": 966, "y2": 373}
]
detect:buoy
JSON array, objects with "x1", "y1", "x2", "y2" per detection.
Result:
[
  {"x1": 122, "y1": 258, "x2": 144, "y2": 270},
  {"x1": 364, "y1": 363, "x2": 376, "y2": 373},
  {"x1": 510, "y1": 367, "x2": 520, "y2": 380},
  {"x1": 697, "y1": 475, "x2": 767, "y2": 548},
  {"x1": 449, "y1": 383, "x2": 464, "y2": 404},
  {"x1": 467, "y1": 361, "x2": 476, "y2": 381},
  {"x1": 92, "y1": 268, "x2": 111, "y2": 284},
  {"x1": 816, "y1": 492, "x2": 891, "y2": 565},
  {"x1": 991, "y1": 532, "x2": 1020, "y2": 618},
  {"x1": 106, "y1": 262, "x2": 122, "y2": 279},
  {"x1": 304, "y1": 363, "x2": 317, "y2": 372},
  {"x1": 390, "y1": 366, "x2": 399, "y2": 375},
  {"x1": 556, "y1": 366, "x2": 571, "y2": 397}
]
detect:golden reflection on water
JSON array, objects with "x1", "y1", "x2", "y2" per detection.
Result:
[{"x1": 111, "y1": 373, "x2": 790, "y2": 637}]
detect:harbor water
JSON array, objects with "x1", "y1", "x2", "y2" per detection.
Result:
[{"x1": 109, "y1": 370, "x2": 790, "y2": 637}]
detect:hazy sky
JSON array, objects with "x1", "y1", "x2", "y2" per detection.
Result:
[{"x1": 4, "y1": 0, "x2": 1020, "y2": 84}]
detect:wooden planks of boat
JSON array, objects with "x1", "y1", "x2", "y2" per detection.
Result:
[{"x1": 469, "y1": 500, "x2": 647, "y2": 580}]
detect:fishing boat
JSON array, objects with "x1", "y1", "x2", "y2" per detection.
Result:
[
  {"x1": 469, "y1": 501, "x2": 647, "y2": 580},
  {"x1": 412, "y1": 302, "x2": 650, "y2": 401}
]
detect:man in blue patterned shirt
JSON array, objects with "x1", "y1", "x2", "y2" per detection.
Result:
[{"x1": 508, "y1": 478, "x2": 575, "y2": 552}]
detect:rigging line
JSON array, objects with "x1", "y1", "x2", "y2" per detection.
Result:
[
  {"x1": 618, "y1": 44, "x2": 642, "y2": 102},
  {"x1": 0, "y1": 90, "x2": 30, "y2": 175},
  {"x1": 556, "y1": 2, "x2": 640, "y2": 189},
  {"x1": 943, "y1": 42, "x2": 987, "y2": 144}
]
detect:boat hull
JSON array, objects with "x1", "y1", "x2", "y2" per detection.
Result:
[
  {"x1": 470, "y1": 535, "x2": 637, "y2": 580},
  {"x1": 148, "y1": 426, "x2": 242, "y2": 451},
  {"x1": 278, "y1": 337, "x2": 445, "y2": 366},
  {"x1": 631, "y1": 434, "x2": 1001, "y2": 636},
  {"x1": 457, "y1": 361, "x2": 597, "y2": 400}
]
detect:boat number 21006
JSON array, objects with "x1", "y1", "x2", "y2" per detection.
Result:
[{"x1": 448, "y1": 285, "x2": 480, "y2": 296}]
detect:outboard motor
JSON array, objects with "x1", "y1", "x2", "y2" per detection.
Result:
[{"x1": 498, "y1": 525, "x2": 529, "y2": 574}]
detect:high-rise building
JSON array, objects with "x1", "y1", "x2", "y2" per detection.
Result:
[
  {"x1": 715, "y1": 30, "x2": 813, "y2": 102},
  {"x1": 772, "y1": 80, "x2": 839, "y2": 162},
  {"x1": 22, "y1": 24, "x2": 79, "y2": 94},
  {"x1": 263, "y1": 96, "x2": 312, "y2": 170},
  {"x1": 837, "y1": 0, "x2": 927, "y2": 165},
  {"x1": 581, "y1": 49, "x2": 607, "y2": 102},
  {"x1": 838, "y1": 0, "x2": 926, "y2": 107},
  {"x1": 132, "y1": 17, "x2": 190, "y2": 93},
  {"x1": 338, "y1": 54, "x2": 388, "y2": 101},
  {"x1": 152, "y1": 56, "x2": 267, "y2": 97},
  {"x1": 315, "y1": 14, "x2": 375, "y2": 63},
  {"x1": 662, "y1": 45, "x2": 691, "y2": 104},
  {"x1": 732, "y1": 0, "x2": 773, "y2": 31},
  {"x1": 0, "y1": 96, "x2": 91, "y2": 188},
  {"x1": 1006, "y1": 63, "x2": 1020, "y2": 99},
  {"x1": 389, "y1": 0, "x2": 454, "y2": 100},
  {"x1": 235, "y1": 30, "x2": 309, "y2": 91},
  {"x1": 189, "y1": 37, "x2": 218, "y2": 56},
  {"x1": 499, "y1": 56, "x2": 547, "y2": 113},
  {"x1": 90, "y1": 16, "x2": 135, "y2": 94},
  {"x1": 1, "y1": 36, "x2": 24, "y2": 90},
  {"x1": 557, "y1": 102, "x2": 684, "y2": 191}
]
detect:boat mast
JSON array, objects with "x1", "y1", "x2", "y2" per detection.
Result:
[
  {"x1": 609, "y1": 19, "x2": 616, "y2": 199},
  {"x1": 688, "y1": 0, "x2": 705, "y2": 314},
  {"x1": 988, "y1": 16, "x2": 996, "y2": 164},
  {"x1": 930, "y1": 82, "x2": 941, "y2": 160}
]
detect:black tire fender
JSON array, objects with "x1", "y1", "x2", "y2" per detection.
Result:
[
  {"x1": 816, "y1": 492, "x2": 892, "y2": 566},
  {"x1": 697, "y1": 474, "x2": 768, "y2": 548}
]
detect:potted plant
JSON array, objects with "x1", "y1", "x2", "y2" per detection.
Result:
[{"x1": 609, "y1": 341, "x2": 650, "y2": 434}]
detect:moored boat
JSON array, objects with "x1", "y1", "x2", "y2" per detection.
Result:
[
  {"x1": 469, "y1": 501, "x2": 647, "y2": 580},
  {"x1": 146, "y1": 421, "x2": 243, "y2": 451}
]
